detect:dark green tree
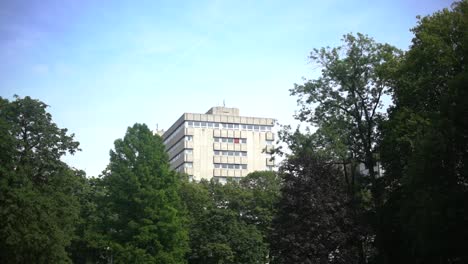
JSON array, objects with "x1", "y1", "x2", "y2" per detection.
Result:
[
  {"x1": 0, "y1": 96, "x2": 81, "y2": 263},
  {"x1": 239, "y1": 171, "x2": 281, "y2": 239},
  {"x1": 379, "y1": 1, "x2": 468, "y2": 262},
  {"x1": 100, "y1": 123, "x2": 188, "y2": 263},
  {"x1": 289, "y1": 33, "x2": 402, "y2": 261},
  {"x1": 180, "y1": 178, "x2": 270, "y2": 264},
  {"x1": 270, "y1": 133, "x2": 361, "y2": 264},
  {"x1": 68, "y1": 175, "x2": 111, "y2": 264},
  {"x1": 291, "y1": 33, "x2": 401, "y2": 208}
]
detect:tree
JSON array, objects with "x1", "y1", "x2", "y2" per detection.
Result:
[
  {"x1": 68, "y1": 175, "x2": 111, "y2": 264},
  {"x1": 270, "y1": 134, "x2": 361, "y2": 264},
  {"x1": 180, "y1": 179, "x2": 269, "y2": 264},
  {"x1": 239, "y1": 171, "x2": 281, "y2": 239},
  {"x1": 379, "y1": 1, "x2": 468, "y2": 262},
  {"x1": 291, "y1": 33, "x2": 401, "y2": 207},
  {"x1": 0, "y1": 96, "x2": 81, "y2": 263},
  {"x1": 289, "y1": 34, "x2": 401, "y2": 261},
  {"x1": 99, "y1": 123, "x2": 188, "y2": 263}
]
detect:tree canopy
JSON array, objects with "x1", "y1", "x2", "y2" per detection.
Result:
[
  {"x1": 0, "y1": 96, "x2": 82, "y2": 263},
  {"x1": 98, "y1": 123, "x2": 189, "y2": 263}
]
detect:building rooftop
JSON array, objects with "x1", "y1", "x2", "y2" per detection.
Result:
[{"x1": 206, "y1": 107, "x2": 239, "y2": 116}]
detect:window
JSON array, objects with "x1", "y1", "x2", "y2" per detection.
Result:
[
  {"x1": 185, "y1": 135, "x2": 193, "y2": 141},
  {"x1": 214, "y1": 137, "x2": 246, "y2": 144},
  {"x1": 248, "y1": 125, "x2": 253, "y2": 130},
  {"x1": 214, "y1": 150, "x2": 220, "y2": 155},
  {"x1": 185, "y1": 149, "x2": 193, "y2": 154},
  {"x1": 201, "y1": 122, "x2": 206, "y2": 127},
  {"x1": 187, "y1": 121, "x2": 193, "y2": 126},
  {"x1": 266, "y1": 140, "x2": 274, "y2": 145},
  {"x1": 194, "y1": 122, "x2": 200, "y2": 127},
  {"x1": 214, "y1": 163, "x2": 247, "y2": 170},
  {"x1": 185, "y1": 162, "x2": 193, "y2": 168},
  {"x1": 214, "y1": 123, "x2": 220, "y2": 128}
]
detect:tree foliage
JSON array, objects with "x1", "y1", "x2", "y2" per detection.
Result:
[
  {"x1": 291, "y1": 33, "x2": 401, "y2": 186},
  {"x1": 270, "y1": 134, "x2": 361, "y2": 264},
  {"x1": 180, "y1": 171, "x2": 280, "y2": 264},
  {"x1": 0, "y1": 96, "x2": 82, "y2": 263},
  {"x1": 379, "y1": 1, "x2": 468, "y2": 262},
  {"x1": 288, "y1": 33, "x2": 401, "y2": 262},
  {"x1": 98, "y1": 123, "x2": 189, "y2": 263}
]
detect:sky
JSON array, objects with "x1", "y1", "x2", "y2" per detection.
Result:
[{"x1": 0, "y1": 0, "x2": 453, "y2": 177}]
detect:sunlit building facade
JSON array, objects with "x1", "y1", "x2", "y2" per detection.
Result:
[{"x1": 161, "y1": 107, "x2": 275, "y2": 183}]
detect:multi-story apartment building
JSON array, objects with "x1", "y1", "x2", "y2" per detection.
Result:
[{"x1": 161, "y1": 107, "x2": 275, "y2": 183}]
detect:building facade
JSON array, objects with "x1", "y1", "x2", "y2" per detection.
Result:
[{"x1": 161, "y1": 107, "x2": 275, "y2": 183}]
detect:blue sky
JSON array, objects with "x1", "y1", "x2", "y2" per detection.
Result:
[{"x1": 1, "y1": 0, "x2": 452, "y2": 176}]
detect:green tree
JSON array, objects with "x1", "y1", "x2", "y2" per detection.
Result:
[
  {"x1": 180, "y1": 179, "x2": 270, "y2": 264},
  {"x1": 270, "y1": 133, "x2": 361, "y2": 264},
  {"x1": 291, "y1": 33, "x2": 401, "y2": 207},
  {"x1": 239, "y1": 171, "x2": 281, "y2": 239},
  {"x1": 289, "y1": 34, "x2": 401, "y2": 261},
  {"x1": 99, "y1": 123, "x2": 188, "y2": 263},
  {"x1": 0, "y1": 96, "x2": 81, "y2": 263},
  {"x1": 379, "y1": 1, "x2": 468, "y2": 262},
  {"x1": 68, "y1": 175, "x2": 111, "y2": 264}
]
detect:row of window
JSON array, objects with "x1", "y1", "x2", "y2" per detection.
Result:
[
  {"x1": 214, "y1": 150, "x2": 247, "y2": 156},
  {"x1": 214, "y1": 137, "x2": 247, "y2": 144},
  {"x1": 175, "y1": 162, "x2": 193, "y2": 172},
  {"x1": 214, "y1": 176, "x2": 241, "y2": 184},
  {"x1": 186, "y1": 121, "x2": 273, "y2": 131},
  {"x1": 167, "y1": 137, "x2": 186, "y2": 157},
  {"x1": 163, "y1": 123, "x2": 186, "y2": 145},
  {"x1": 214, "y1": 163, "x2": 248, "y2": 170},
  {"x1": 167, "y1": 135, "x2": 194, "y2": 157},
  {"x1": 164, "y1": 120, "x2": 273, "y2": 146},
  {"x1": 169, "y1": 149, "x2": 193, "y2": 163},
  {"x1": 175, "y1": 162, "x2": 272, "y2": 174}
]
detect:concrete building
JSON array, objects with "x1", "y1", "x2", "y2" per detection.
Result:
[{"x1": 161, "y1": 107, "x2": 275, "y2": 183}]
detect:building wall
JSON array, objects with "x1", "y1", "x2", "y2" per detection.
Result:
[{"x1": 162, "y1": 107, "x2": 275, "y2": 182}]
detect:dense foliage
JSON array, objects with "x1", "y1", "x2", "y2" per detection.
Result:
[
  {"x1": 0, "y1": 96, "x2": 82, "y2": 263},
  {"x1": 180, "y1": 171, "x2": 280, "y2": 264},
  {"x1": 281, "y1": 1, "x2": 468, "y2": 263},
  {"x1": 1, "y1": 2, "x2": 467, "y2": 263},
  {"x1": 86, "y1": 124, "x2": 189, "y2": 263},
  {"x1": 270, "y1": 134, "x2": 361, "y2": 264},
  {"x1": 378, "y1": 1, "x2": 468, "y2": 262}
]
